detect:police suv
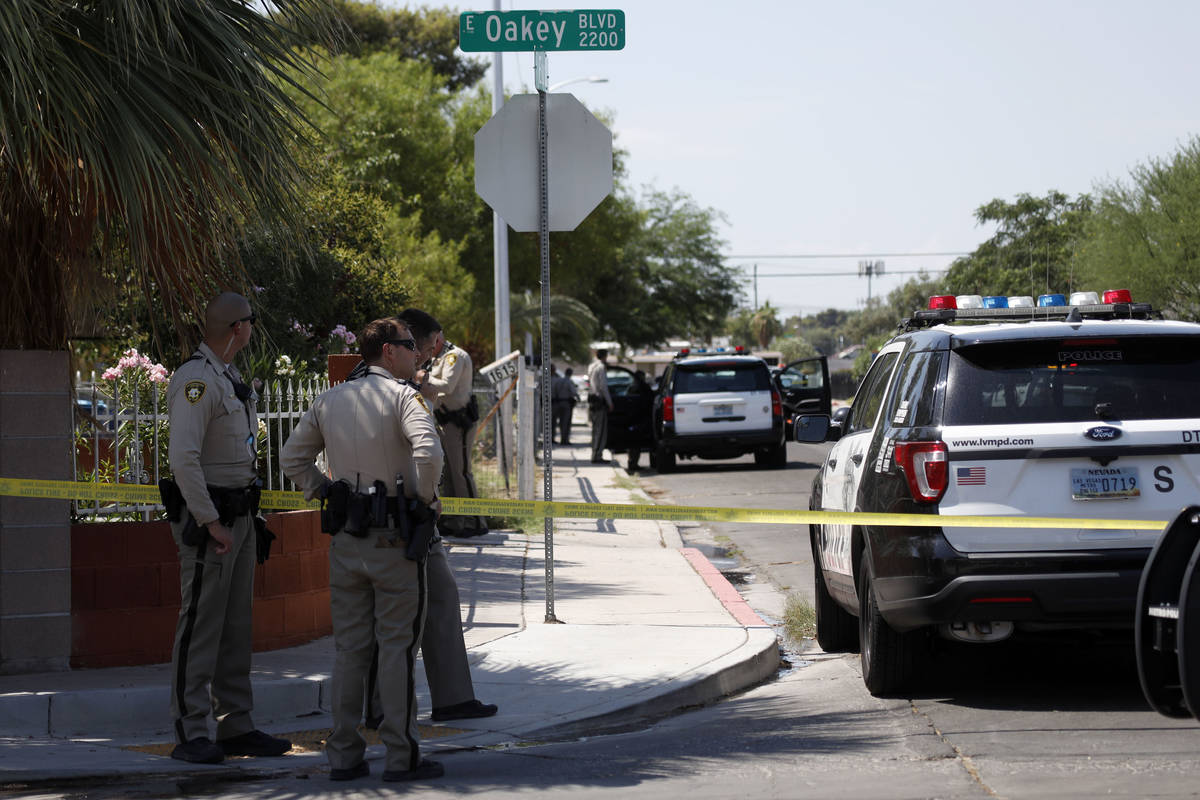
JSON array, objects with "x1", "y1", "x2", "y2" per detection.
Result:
[
  {"x1": 795, "y1": 290, "x2": 1200, "y2": 695},
  {"x1": 652, "y1": 350, "x2": 787, "y2": 472}
]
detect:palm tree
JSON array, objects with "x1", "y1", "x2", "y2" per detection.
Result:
[
  {"x1": 0, "y1": 0, "x2": 340, "y2": 350},
  {"x1": 0, "y1": 0, "x2": 339, "y2": 674},
  {"x1": 509, "y1": 290, "x2": 598, "y2": 362},
  {"x1": 751, "y1": 301, "x2": 783, "y2": 349}
]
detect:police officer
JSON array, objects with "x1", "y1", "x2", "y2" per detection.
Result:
[
  {"x1": 357, "y1": 309, "x2": 498, "y2": 727},
  {"x1": 416, "y1": 318, "x2": 487, "y2": 537},
  {"x1": 281, "y1": 318, "x2": 445, "y2": 784},
  {"x1": 587, "y1": 348, "x2": 613, "y2": 463},
  {"x1": 166, "y1": 292, "x2": 290, "y2": 764}
]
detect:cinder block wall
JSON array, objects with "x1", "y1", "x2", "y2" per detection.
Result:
[
  {"x1": 71, "y1": 509, "x2": 330, "y2": 668},
  {"x1": 0, "y1": 350, "x2": 73, "y2": 673}
]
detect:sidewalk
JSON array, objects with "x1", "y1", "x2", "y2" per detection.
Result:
[{"x1": 0, "y1": 436, "x2": 780, "y2": 786}]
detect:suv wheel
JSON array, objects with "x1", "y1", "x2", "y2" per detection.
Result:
[
  {"x1": 812, "y1": 529, "x2": 857, "y2": 652},
  {"x1": 655, "y1": 442, "x2": 675, "y2": 473},
  {"x1": 859, "y1": 550, "x2": 921, "y2": 696}
]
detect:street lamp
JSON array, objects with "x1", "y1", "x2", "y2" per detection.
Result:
[{"x1": 547, "y1": 76, "x2": 609, "y2": 92}]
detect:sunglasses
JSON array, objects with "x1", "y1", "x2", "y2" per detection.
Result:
[
  {"x1": 230, "y1": 313, "x2": 257, "y2": 327},
  {"x1": 386, "y1": 338, "x2": 418, "y2": 352}
]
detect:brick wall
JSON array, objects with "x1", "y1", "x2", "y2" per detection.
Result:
[{"x1": 70, "y1": 509, "x2": 330, "y2": 669}]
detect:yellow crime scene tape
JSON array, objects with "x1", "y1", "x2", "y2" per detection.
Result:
[{"x1": 0, "y1": 476, "x2": 1167, "y2": 531}]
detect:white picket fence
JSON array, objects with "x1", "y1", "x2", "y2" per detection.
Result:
[{"x1": 72, "y1": 373, "x2": 328, "y2": 519}]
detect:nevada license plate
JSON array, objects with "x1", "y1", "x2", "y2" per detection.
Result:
[
  {"x1": 1071, "y1": 467, "x2": 1140, "y2": 500},
  {"x1": 712, "y1": 404, "x2": 733, "y2": 417}
]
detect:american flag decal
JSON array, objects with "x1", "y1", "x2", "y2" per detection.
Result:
[{"x1": 957, "y1": 466, "x2": 986, "y2": 486}]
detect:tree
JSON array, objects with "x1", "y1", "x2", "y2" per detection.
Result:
[
  {"x1": 776, "y1": 336, "x2": 818, "y2": 363},
  {"x1": 750, "y1": 301, "x2": 783, "y2": 349},
  {"x1": 589, "y1": 189, "x2": 740, "y2": 347},
  {"x1": 1077, "y1": 138, "x2": 1200, "y2": 319},
  {"x1": 508, "y1": 291, "x2": 598, "y2": 363},
  {"x1": 0, "y1": 0, "x2": 340, "y2": 351},
  {"x1": 943, "y1": 191, "x2": 1093, "y2": 300},
  {"x1": 330, "y1": 0, "x2": 487, "y2": 90}
]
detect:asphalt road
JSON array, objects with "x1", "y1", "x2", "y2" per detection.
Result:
[{"x1": 638, "y1": 440, "x2": 832, "y2": 622}]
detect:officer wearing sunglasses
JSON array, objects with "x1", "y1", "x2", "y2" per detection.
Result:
[
  {"x1": 281, "y1": 318, "x2": 446, "y2": 783},
  {"x1": 165, "y1": 292, "x2": 290, "y2": 764}
]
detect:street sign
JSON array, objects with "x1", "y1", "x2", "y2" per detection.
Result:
[
  {"x1": 459, "y1": 9, "x2": 625, "y2": 52},
  {"x1": 474, "y1": 93, "x2": 613, "y2": 232}
]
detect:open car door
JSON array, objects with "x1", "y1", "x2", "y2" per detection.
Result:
[{"x1": 777, "y1": 356, "x2": 831, "y2": 440}]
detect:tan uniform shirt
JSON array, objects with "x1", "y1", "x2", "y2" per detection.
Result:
[
  {"x1": 167, "y1": 342, "x2": 258, "y2": 526},
  {"x1": 280, "y1": 366, "x2": 443, "y2": 504},
  {"x1": 425, "y1": 343, "x2": 472, "y2": 412}
]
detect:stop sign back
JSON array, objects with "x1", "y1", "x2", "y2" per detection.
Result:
[{"x1": 474, "y1": 93, "x2": 613, "y2": 232}]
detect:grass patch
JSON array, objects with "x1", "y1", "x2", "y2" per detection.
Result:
[
  {"x1": 783, "y1": 593, "x2": 816, "y2": 643},
  {"x1": 712, "y1": 535, "x2": 743, "y2": 559}
]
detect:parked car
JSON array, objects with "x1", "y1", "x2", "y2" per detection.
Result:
[
  {"x1": 650, "y1": 352, "x2": 786, "y2": 472},
  {"x1": 796, "y1": 291, "x2": 1200, "y2": 694}
]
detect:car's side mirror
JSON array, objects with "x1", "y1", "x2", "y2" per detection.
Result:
[{"x1": 794, "y1": 414, "x2": 832, "y2": 443}]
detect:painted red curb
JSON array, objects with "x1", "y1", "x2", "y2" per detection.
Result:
[{"x1": 678, "y1": 547, "x2": 769, "y2": 627}]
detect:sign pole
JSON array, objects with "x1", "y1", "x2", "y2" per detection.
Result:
[{"x1": 536, "y1": 51, "x2": 558, "y2": 623}]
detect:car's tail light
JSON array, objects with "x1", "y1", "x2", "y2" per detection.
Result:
[
  {"x1": 771, "y1": 388, "x2": 782, "y2": 418},
  {"x1": 894, "y1": 441, "x2": 948, "y2": 503},
  {"x1": 662, "y1": 395, "x2": 674, "y2": 422}
]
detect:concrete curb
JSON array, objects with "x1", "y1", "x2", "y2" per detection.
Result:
[
  {"x1": 524, "y1": 625, "x2": 779, "y2": 741},
  {"x1": 0, "y1": 676, "x2": 330, "y2": 739}
]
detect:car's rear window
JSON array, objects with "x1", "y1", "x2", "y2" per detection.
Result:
[
  {"x1": 674, "y1": 363, "x2": 769, "y2": 393},
  {"x1": 945, "y1": 336, "x2": 1200, "y2": 424}
]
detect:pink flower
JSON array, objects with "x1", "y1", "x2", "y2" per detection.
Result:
[{"x1": 101, "y1": 367, "x2": 120, "y2": 381}]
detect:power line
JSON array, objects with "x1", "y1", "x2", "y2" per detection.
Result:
[
  {"x1": 739, "y1": 268, "x2": 943, "y2": 279},
  {"x1": 724, "y1": 251, "x2": 969, "y2": 259}
]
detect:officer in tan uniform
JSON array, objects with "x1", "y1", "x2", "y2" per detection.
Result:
[
  {"x1": 360, "y1": 309, "x2": 497, "y2": 727},
  {"x1": 281, "y1": 318, "x2": 445, "y2": 784},
  {"x1": 166, "y1": 292, "x2": 290, "y2": 764},
  {"x1": 418, "y1": 323, "x2": 487, "y2": 537}
]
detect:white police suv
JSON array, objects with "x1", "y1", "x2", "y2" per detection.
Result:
[
  {"x1": 795, "y1": 290, "x2": 1200, "y2": 695},
  {"x1": 652, "y1": 350, "x2": 786, "y2": 472}
]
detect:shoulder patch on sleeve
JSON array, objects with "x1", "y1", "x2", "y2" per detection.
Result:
[
  {"x1": 446, "y1": 353, "x2": 457, "y2": 368},
  {"x1": 184, "y1": 381, "x2": 207, "y2": 404},
  {"x1": 416, "y1": 394, "x2": 434, "y2": 417}
]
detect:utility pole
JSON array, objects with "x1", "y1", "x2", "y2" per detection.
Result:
[
  {"x1": 858, "y1": 259, "x2": 885, "y2": 304},
  {"x1": 753, "y1": 263, "x2": 758, "y2": 309}
]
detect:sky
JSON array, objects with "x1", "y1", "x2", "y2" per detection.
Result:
[{"x1": 426, "y1": 1, "x2": 1200, "y2": 320}]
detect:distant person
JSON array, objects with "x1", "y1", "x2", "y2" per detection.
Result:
[
  {"x1": 551, "y1": 365, "x2": 578, "y2": 445},
  {"x1": 625, "y1": 370, "x2": 655, "y2": 472},
  {"x1": 164, "y1": 292, "x2": 290, "y2": 764},
  {"x1": 587, "y1": 348, "x2": 613, "y2": 463}
]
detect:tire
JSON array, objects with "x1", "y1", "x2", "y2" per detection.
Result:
[
  {"x1": 753, "y1": 449, "x2": 768, "y2": 466},
  {"x1": 858, "y1": 550, "x2": 921, "y2": 696},
  {"x1": 655, "y1": 442, "x2": 675, "y2": 473},
  {"x1": 813, "y1": 530, "x2": 858, "y2": 652}
]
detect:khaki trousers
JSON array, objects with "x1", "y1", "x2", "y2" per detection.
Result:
[
  {"x1": 439, "y1": 422, "x2": 485, "y2": 533},
  {"x1": 366, "y1": 540, "x2": 475, "y2": 718},
  {"x1": 169, "y1": 513, "x2": 256, "y2": 744},
  {"x1": 327, "y1": 532, "x2": 427, "y2": 773}
]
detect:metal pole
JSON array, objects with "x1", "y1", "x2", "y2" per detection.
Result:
[
  {"x1": 536, "y1": 52, "x2": 557, "y2": 623},
  {"x1": 492, "y1": 0, "x2": 514, "y2": 486}
]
